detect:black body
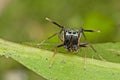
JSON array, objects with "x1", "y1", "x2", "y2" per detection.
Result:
[{"x1": 63, "y1": 29, "x2": 79, "y2": 51}]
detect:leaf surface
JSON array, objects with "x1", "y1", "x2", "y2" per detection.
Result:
[{"x1": 0, "y1": 39, "x2": 120, "y2": 80}]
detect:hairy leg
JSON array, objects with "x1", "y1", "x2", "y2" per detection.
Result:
[{"x1": 49, "y1": 43, "x2": 64, "y2": 68}]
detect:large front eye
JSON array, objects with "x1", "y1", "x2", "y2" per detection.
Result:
[
  {"x1": 68, "y1": 31, "x2": 72, "y2": 34},
  {"x1": 73, "y1": 32, "x2": 76, "y2": 34}
]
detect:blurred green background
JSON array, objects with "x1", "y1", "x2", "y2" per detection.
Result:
[{"x1": 0, "y1": 0, "x2": 120, "y2": 80}]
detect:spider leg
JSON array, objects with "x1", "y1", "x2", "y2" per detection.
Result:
[
  {"x1": 79, "y1": 43, "x2": 87, "y2": 70},
  {"x1": 38, "y1": 17, "x2": 65, "y2": 45},
  {"x1": 79, "y1": 42, "x2": 105, "y2": 61},
  {"x1": 37, "y1": 32, "x2": 58, "y2": 46},
  {"x1": 78, "y1": 27, "x2": 100, "y2": 41},
  {"x1": 58, "y1": 29, "x2": 64, "y2": 42},
  {"x1": 77, "y1": 27, "x2": 83, "y2": 46},
  {"x1": 81, "y1": 46, "x2": 88, "y2": 70},
  {"x1": 83, "y1": 29, "x2": 101, "y2": 32},
  {"x1": 58, "y1": 33, "x2": 64, "y2": 42},
  {"x1": 49, "y1": 43, "x2": 64, "y2": 68},
  {"x1": 38, "y1": 27, "x2": 64, "y2": 46},
  {"x1": 84, "y1": 46, "x2": 88, "y2": 70},
  {"x1": 46, "y1": 17, "x2": 65, "y2": 29},
  {"x1": 89, "y1": 44, "x2": 106, "y2": 61}
]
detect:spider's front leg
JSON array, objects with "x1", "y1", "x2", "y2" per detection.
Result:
[
  {"x1": 49, "y1": 43, "x2": 64, "y2": 68},
  {"x1": 46, "y1": 17, "x2": 65, "y2": 29},
  {"x1": 78, "y1": 27, "x2": 101, "y2": 40}
]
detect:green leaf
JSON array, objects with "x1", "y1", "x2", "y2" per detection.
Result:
[{"x1": 0, "y1": 38, "x2": 120, "y2": 80}]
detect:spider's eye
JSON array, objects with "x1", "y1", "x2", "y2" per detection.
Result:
[
  {"x1": 68, "y1": 31, "x2": 72, "y2": 34},
  {"x1": 65, "y1": 30, "x2": 67, "y2": 32},
  {"x1": 73, "y1": 32, "x2": 76, "y2": 34}
]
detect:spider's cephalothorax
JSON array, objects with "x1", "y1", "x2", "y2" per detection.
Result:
[
  {"x1": 63, "y1": 29, "x2": 79, "y2": 51},
  {"x1": 40, "y1": 17, "x2": 105, "y2": 68}
]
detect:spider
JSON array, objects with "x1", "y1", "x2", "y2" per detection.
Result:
[{"x1": 39, "y1": 17, "x2": 105, "y2": 68}]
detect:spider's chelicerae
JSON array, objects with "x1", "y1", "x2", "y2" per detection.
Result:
[{"x1": 39, "y1": 17, "x2": 105, "y2": 68}]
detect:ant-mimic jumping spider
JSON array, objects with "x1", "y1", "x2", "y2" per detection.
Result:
[{"x1": 39, "y1": 17, "x2": 105, "y2": 68}]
